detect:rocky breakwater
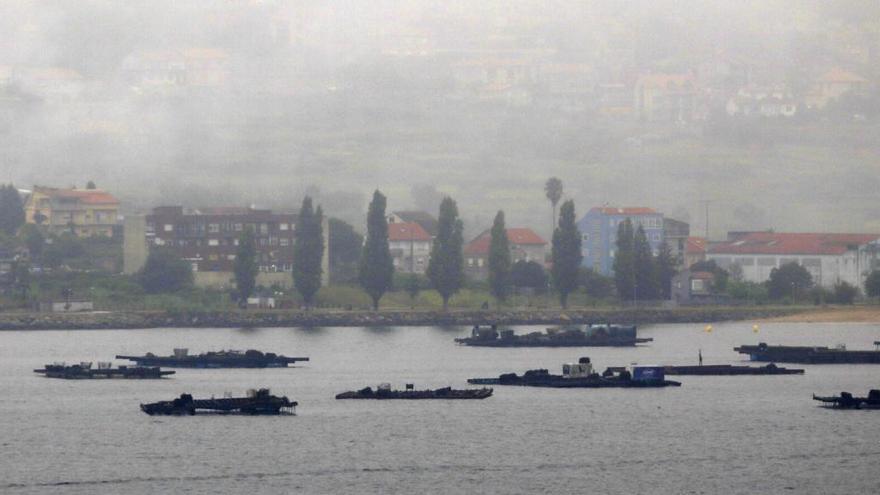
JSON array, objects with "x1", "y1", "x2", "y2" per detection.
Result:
[{"x1": 0, "y1": 306, "x2": 806, "y2": 331}]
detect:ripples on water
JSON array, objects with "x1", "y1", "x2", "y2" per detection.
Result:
[{"x1": 1, "y1": 323, "x2": 879, "y2": 494}]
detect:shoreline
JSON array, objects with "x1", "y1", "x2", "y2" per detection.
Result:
[{"x1": 0, "y1": 306, "x2": 814, "y2": 331}]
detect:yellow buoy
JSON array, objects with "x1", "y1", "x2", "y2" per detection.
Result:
[
  {"x1": 752, "y1": 324, "x2": 759, "y2": 333},
  {"x1": 705, "y1": 324, "x2": 713, "y2": 333}
]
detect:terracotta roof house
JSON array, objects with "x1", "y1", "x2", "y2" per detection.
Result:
[
  {"x1": 387, "y1": 211, "x2": 438, "y2": 237},
  {"x1": 387, "y1": 222, "x2": 432, "y2": 274},
  {"x1": 707, "y1": 231, "x2": 880, "y2": 288},
  {"x1": 684, "y1": 236, "x2": 707, "y2": 268},
  {"x1": 24, "y1": 186, "x2": 120, "y2": 237},
  {"x1": 464, "y1": 228, "x2": 547, "y2": 281}
]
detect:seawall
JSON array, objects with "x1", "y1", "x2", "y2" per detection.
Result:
[{"x1": 0, "y1": 307, "x2": 807, "y2": 331}]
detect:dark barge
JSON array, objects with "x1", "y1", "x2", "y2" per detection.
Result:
[
  {"x1": 117, "y1": 348, "x2": 309, "y2": 368},
  {"x1": 734, "y1": 342, "x2": 880, "y2": 364},
  {"x1": 34, "y1": 362, "x2": 174, "y2": 379},
  {"x1": 663, "y1": 363, "x2": 804, "y2": 376},
  {"x1": 813, "y1": 390, "x2": 880, "y2": 409},
  {"x1": 335, "y1": 384, "x2": 493, "y2": 400},
  {"x1": 141, "y1": 388, "x2": 297, "y2": 415},
  {"x1": 455, "y1": 324, "x2": 652, "y2": 347},
  {"x1": 468, "y1": 357, "x2": 681, "y2": 388}
]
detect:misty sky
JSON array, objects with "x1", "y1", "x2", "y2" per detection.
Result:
[{"x1": 2, "y1": 0, "x2": 879, "y2": 240}]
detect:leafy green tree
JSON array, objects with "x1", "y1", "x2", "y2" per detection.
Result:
[
  {"x1": 233, "y1": 227, "x2": 258, "y2": 307},
  {"x1": 427, "y1": 197, "x2": 465, "y2": 310},
  {"x1": 405, "y1": 274, "x2": 421, "y2": 308},
  {"x1": 0, "y1": 184, "x2": 25, "y2": 235},
  {"x1": 551, "y1": 200, "x2": 582, "y2": 309},
  {"x1": 292, "y1": 197, "x2": 324, "y2": 307},
  {"x1": 613, "y1": 218, "x2": 635, "y2": 301},
  {"x1": 510, "y1": 260, "x2": 547, "y2": 292},
  {"x1": 831, "y1": 281, "x2": 859, "y2": 305},
  {"x1": 329, "y1": 217, "x2": 363, "y2": 284},
  {"x1": 580, "y1": 268, "x2": 615, "y2": 300},
  {"x1": 767, "y1": 262, "x2": 813, "y2": 300},
  {"x1": 654, "y1": 240, "x2": 677, "y2": 300},
  {"x1": 633, "y1": 225, "x2": 656, "y2": 300},
  {"x1": 865, "y1": 270, "x2": 880, "y2": 299},
  {"x1": 138, "y1": 249, "x2": 193, "y2": 293},
  {"x1": 359, "y1": 190, "x2": 394, "y2": 310},
  {"x1": 19, "y1": 224, "x2": 45, "y2": 260},
  {"x1": 488, "y1": 210, "x2": 511, "y2": 302},
  {"x1": 544, "y1": 177, "x2": 563, "y2": 232}
]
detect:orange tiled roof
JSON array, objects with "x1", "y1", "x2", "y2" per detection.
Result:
[
  {"x1": 464, "y1": 228, "x2": 546, "y2": 255},
  {"x1": 388, "y1": 222, "x2": 431, "y2": 242},
  {"x1": 709, "y1": 232, "x2": 879, "y2": 256}
]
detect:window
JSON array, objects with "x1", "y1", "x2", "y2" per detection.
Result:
[
  {"x1": 260, "y1": 238, "x2": 267, "y2": 246},
  {"x1": 582, "y1": 233, "x2": 589, "y2": 241},
  {"x1": 691, "y1": 279, "x2": 705, "y2": 292},
  {"x1": 164, "y1": 224, "x2": 173, "y2": 232},
  {"x1": 233, "y1": 239, "x2": 239, "y2": 246},
  {"x1": 234, "y1": 223, "x2": 243, "y2": 232},
  {"x1": 260, "y1": 224, "x2": 268, "y2": 235},
  {"x1": 280, "y1": 238, "x2": 289, "y2": 247},
  {"x1": 208, "y1": 239, "x2": 219, "y2": 246},
  {"x1": 208, "y1": 224, "x2": 220, "y2": 233},
  {"x1": 467, "y1": 258, "x2": 474, "y2": 266},
  {"x1": 227, "y1": 255, "x2": 235, "y2": 260},
  {"x1": 279, "y1": 223, "x2": 289, "y2": 231},
  {"x1": 477, "y1": 258, "x2": 484, "y2": 267}
]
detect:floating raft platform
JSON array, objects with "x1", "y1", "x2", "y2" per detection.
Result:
[
  {"x1": 468, "y1": 357, "x2": 680, "y2": 388},
  {"x1": 117, "y1": 348, "x2": 309, "y2": 368},
  {"x1": 141, "y1": 388, "x2": 297, "y2": 415},
  {"x1": 663, "y1": 363, "x2": 803, "y2": 375},
  {"x1": 336, "y1": 385, "x2": 493, "y2": 400},
  {"x1": 34, "y1": 362, "x2": 174, "y2": 379},
  {"x1": 455, "y1": 324, "x2": 651, "y2": 347},
  {"x1": 813, "y1": 389, "x2": 880, "y2": 409},
  {"x1": 735, "y1": 342, "x2": 880, "y2": 364}
]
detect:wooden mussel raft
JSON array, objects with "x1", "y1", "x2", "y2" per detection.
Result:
[
  {"x1": 813, "y1": 389, "x2": 880, "y2": 409},
  {"x1": 34, "y1": 362, "x2": 174, "y2": 379},
  {"x1": 335, "y1": 383, "x2": 493, "y2": 400},
  {"x1": 455, "y1": 324, "x2": 652, "y2": 347},
  {"x1": 117, "y1": 348, "x2": 309, "y2": 368},
  {"x1": 734, "y1": 342, "x2": 880, "y2": 364},
  {"x1": 141, "y1": 388, "x2": 297, "y2": 415},
  {"x1": 663, "y1": 363, "x2": 804, "y2": 376},
  {"x1": 468, "y1": 357, "x2": 681, "y2": 388}
]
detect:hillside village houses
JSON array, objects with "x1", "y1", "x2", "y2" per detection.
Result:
[
  {"x1": 464, "y1": 228, "x2": 547, "y2": 281},
  {"x1": 23, "y1": 186, "x2": 121, "y2": 238},
  {"x1": 707, "y1": 232, "x2": 880, "y2": 289}
]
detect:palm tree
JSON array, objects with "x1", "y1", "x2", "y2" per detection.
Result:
[{"x1": 544, "y1": 177, "x2": 563, "y2": 229}]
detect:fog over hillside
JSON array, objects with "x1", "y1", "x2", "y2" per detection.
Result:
[{"x1": 2, "y1": 0, "x2": 880, "y2": 239}]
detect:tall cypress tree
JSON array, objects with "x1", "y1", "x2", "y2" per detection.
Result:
[
  {"x1": 359, "y1": 190, "x2": 394, "y2": 310},
  {"x1": 634, "y1": 224, "x2": 656, "y2": 300},
  {"x1": 0, "y1": 184, "x2": 25, "y2": 235},
  {"x1": 293, "y1": 197, "x2": 324, "y2": 307},
  {"x1": 234, "y1": 227, "x2": 258, "y2": 308},
  {"x1": 551, "y1": 200, "x2": 582, "y2": 309},
  {"x1": 427, "y1": 196, "x2": 465, "y2": 311},
  {"x1": 488, "y1": 210, "x2": 511, "y2": 302},
  {"x1": 654, "y1": 241, "x2": 677, "y2": 300},
  {"x1": 613, "y1": 218, "x2": 635, "y2": 301}
]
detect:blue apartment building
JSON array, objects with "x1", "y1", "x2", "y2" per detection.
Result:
[{"x1": 577, "y1": 207, "x2": 665, "y2": 275}]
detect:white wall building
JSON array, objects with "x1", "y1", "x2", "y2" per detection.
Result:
[{"x1": 707, "y1": 232, "x2": 880, "y2": 288}]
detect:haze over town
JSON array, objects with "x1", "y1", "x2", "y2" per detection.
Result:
[{"x1": 3, "y1": 0, "x2": 880, "y2": 239}]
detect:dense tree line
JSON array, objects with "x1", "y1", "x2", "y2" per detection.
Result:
[{"x1": 612, "y1": 219, "x2": 677, "y2": 301}]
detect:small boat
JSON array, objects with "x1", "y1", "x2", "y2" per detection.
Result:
[
  {"x1": 813, "y1": 390, "x2": 880, "y2": 409},
  {"x1": 734, "y1": 342, "x2": 880, "y2": 364},
  {"x1": 117, "y1": 348, "x2": 309, "y2": 368},
  {"x1": 335, "y1": 383, "x2": 493, "y2": 400},
  {"x1": 455, "y1": 324, "x2": 651, "y2": 347},
  {"x1": 141, "y1": 388, "x2": 297, "y2": 415},
  {"x1": 34, "y1": 362, "x2": 174, "y2": 379},
  {"x1": 468, "y1": 357, "x2": 681, "y2": 388},
  {"x1": 663, "y1": 363, "x2": 804, "y2": 376}
]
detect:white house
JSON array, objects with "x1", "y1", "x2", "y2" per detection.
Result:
[{"x1": 707, "y1": 232, "x2": 880, "y2": 288}]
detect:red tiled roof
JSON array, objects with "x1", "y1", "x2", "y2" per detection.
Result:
[
  {"x1": 709, "y1": 232, "x2": 879, "y2": 256},
  {"x1": 464, "y1": 228, "x2": 546, "y2": 255},
  {"x1": 685, "y1": 236, "x2": 707, "y2": 254},
  {"x1": 592, "y1": 206, "x2": 657, "y2": 216},
  {"x1": 819, "y1": 68, "x2": 867, "y2": 84},
  {"x1": 387, "y1": 222, "x2": 431, "y2": 242}
]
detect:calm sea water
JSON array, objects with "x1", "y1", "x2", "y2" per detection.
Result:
[{"x1": 1, "y1": 322, "x2": 879, "y2": 494}]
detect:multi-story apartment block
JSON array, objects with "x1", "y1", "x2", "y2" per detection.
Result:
[
  {"x1": 24, "y1": 186, "x2": 120, "y2": 237},
  {"x1": 577, "y1": 207, "x2": 665, "y2": 276},
  {"x1": 132, "y1": 206, "x2": 328, "y2": 289}
]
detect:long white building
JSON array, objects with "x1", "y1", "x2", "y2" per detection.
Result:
[{"x1": 707, "y1": 232, "x2": 880, "y2": 288}]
